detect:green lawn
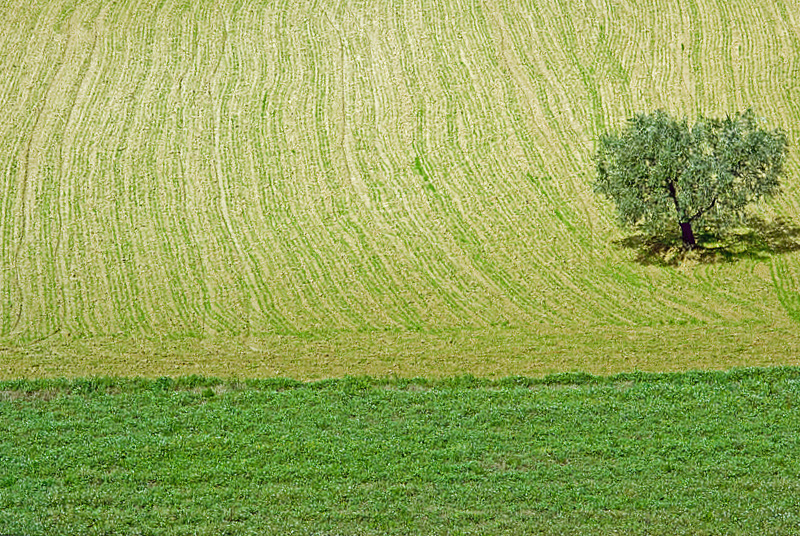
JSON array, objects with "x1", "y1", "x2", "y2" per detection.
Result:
[{"x1": 3, "y1": 368, "x2": 799, "y2": 535}]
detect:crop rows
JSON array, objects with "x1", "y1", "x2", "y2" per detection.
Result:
[{"x1": 0, "y1": 0, "x2": 798, "y2": 347}]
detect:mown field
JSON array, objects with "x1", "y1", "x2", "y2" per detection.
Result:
[
  {"x1": 1, "y1": 0, "x2": 799, "y2": 378},
  {"x1": 2, "y1": 368, "x2": 800, "y2": 535}
]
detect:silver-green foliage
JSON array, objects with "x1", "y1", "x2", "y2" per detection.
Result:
[{"x1": 594, "y1": 110, "x2": 788, "y2": 246}]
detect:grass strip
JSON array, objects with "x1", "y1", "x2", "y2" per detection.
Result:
[{"x1": 1, "y1": 367, "x2": 799, "y2": 535}]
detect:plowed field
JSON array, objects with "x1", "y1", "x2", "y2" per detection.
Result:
[{"x1": 1, "y1": 0, "x2": 799, "y2": 378}]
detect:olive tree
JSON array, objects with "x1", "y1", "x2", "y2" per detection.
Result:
[{"x1": 594, "y1": 109, "x2": 788, "y2": 248}]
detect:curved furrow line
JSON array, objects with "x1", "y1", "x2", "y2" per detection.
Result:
[
  {"x1": 56, "y1": 30, "x2": 106, "y2": 338},
  {"x1": 348, "y1": 16, "x2": 473, "y2": 328},
  {"x1": 52, "y1": 2, "x2": 138, "y2": 338},
  {"x1": 258, "y1": 73, "x2": 361, "y2": 328},
  {"x1": 160, "y1": 0, "x2": 245, "y2": 334},
  {"x1": 0, "y1": 155, "x2": 21, "y2": 334},
  {"x1": 0, "y1": 23, "x2": 33, "y2": 120},
  {"x1": 434, "y1": 126, "x2": 540, "y2": 322},
  {"x1": 492, "y1": 7, "x2": 570, "y2": 168},
  {"x1": 646, "y1": 0, "x2": 680, "y2": 111},
  {"x1": 248, "y1": 12, "x2": 331, "y2": 331},
  {"x1": 213, "y1": 15, "x2": 289, "y2": 332},
  {"x1": 764, "y1": 0, "x2": 800, "y2": 245},
  {"x1": 113, "y1": 2, "x2": 192, "y2": 335},
  {"x1": 145, "y1": 61, "x2": 200, "y2": 336},
  {"x1": 586, "y1": 267, "x2": 670, "y2": 326},
  {"x1": 190, "y1": 4, "x2": 275, "y2": 333},
  {"x1": 73, "y1": 83, "x2": 121, "y2": 337},
  {"x1": 170, "y1": 4, "x2": 247, "y2": 334},
  {"x1": 689, "y1": 263, "x2": 782, "y2": 322},
  {"x1": 710, "y1": 0, "x2": 740, "y2": 112},
  {"x1": 87, "y1": 1, "x2": 136, "y2": 336},
  {"x1": 274, "y1": 7, "x2": 377, "y2": 330},
  {"x1": 5, "y1": 39, "x2": 63, "y2": 337},
  {"x1": 589, "y1": 1, "x2": 637, "y2": 121},
  {"x1": 482, "y1": 10, "x2": 592, "y2": 234},
  {"x1": 424, "y1": 0, "x2": 600, "y2": 322},
  {"x1": 444, "y1": 5, "x2": 600, "y2": 320},
  {"x1": 0, "y1": 39, "x2": 46, "y2": 338},
  {"x1": 638, "y1": 268, "x2": 732, "y2": 324},
  {"x1": 145, "y1": 5, "x2": 212, "y2": 335},
  {"x1": 728, "y1": 1, "x2": 780, "y2": 111},
  {"x1": 206, "y1": 2, "x2": 284, "y2": 332},
  {"x1": 269, "y1": 5, "x2": 350, "y2": 329},
  {"x1": 98, "y1": 1, "x2": 176, "y2": 336},
  {"x1": 407, "y1": 137, "x2": 486, "y2": 320},
  {"x1": 772, "y1": 254, "x2": 800, "y2": 323},
  {"x1": 615, "y1": 1, "x2": 658, "y2": 112},
  {"x1": 309, "y1": 8, "x2": 396, "y2": 329},
  {"x1": 502, "y1": 2, "x2": 596, "y2": 186},
  {"x1": 681, "y1": 0, "x2": 708, "y2": 115},
  {"x1": 249, "y1": 2, "x2": 321, "y2": 332},
  {"x1": 208, "y1": 12, "x2": 255, "y2": 319},
  {"x1": 416, "y1": 2, "x2": 530, "y2": 323},
  {"x1": 521, "y1": 0, "x2": 600, "y2": 141},
  {"x1": 552, "y1": 0, "x2": 607, "y2": 136},
  {"x1": 752, "y1": 0, "x2": 800, "y2": 124},
  {"x1": 363, "y1": 3, "x2": 507, "y2": 326},
  {"x1": 228, "y1": 6, "x2": 310, "y2": 333},
  {"x1": 728, "y1": 1, "x2": 764, "y2": 105},
  {"x1": 164, "y1": 4, "x2": 228, "y2": 333},
  {"x1": 11, "y1": 8, "x2": 104, "y2": 339},
  {"x1": 668, "y1": 0, "x2": 702, "y2": 114},
  {"x1": 601, "y1": 2, "x2": 650, "y2": 117},
  {"x1": 696, "y1": 2, "x2": 733, "y2": 113},
  {"x1": 328, "y1": 17, "x2": 441, "y2": 329},
  {"x1": 770, "y1": 0, "x2": 800, "y2": 125},
  {"x1": 365, "y1": 0, "x2": 487, "y2": 326}
]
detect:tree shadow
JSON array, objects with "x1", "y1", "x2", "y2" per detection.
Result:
[{"x1": 614, "y1": 216, "x2": 800, "y2": 266}]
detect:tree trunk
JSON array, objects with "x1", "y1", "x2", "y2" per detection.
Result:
[{"x1": 679, "y1": 222, "x2": 696, "y2": 248}]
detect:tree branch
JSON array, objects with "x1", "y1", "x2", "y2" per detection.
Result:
[
  {"x1": 687, "y1": 195, "x2": 718, "y2": 223},
  {"x1": 666, "y1": 180, "x2": 682, "y2": 219}
]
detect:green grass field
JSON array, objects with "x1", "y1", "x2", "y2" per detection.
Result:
[
  {"x1": 1, "y1": 0, "x2": 799, "y2": 377},
  {"x1": 2, "y1": 368, "x2": 800, "y2": 535}
]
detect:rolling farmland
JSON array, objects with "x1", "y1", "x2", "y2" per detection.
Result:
[{"x1": 1, "y1": 0, "x2": 800, "y2": 378}]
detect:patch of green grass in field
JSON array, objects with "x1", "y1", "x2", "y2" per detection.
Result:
[{"x1": 2, "y1": 368, "x2": 799, "y2": 535}]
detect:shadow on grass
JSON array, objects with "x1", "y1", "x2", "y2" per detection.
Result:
[{"x1": 615, "y1": 217, "x2": 800, "y2": 266}]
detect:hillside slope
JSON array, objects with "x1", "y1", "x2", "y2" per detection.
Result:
[{"x1": 1, "y1": 0, "x2": 799, "y2": 377}]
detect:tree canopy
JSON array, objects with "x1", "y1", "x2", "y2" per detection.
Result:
[{"x1": 594, "y1": 109, "x2": 788, "y2": 248}]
